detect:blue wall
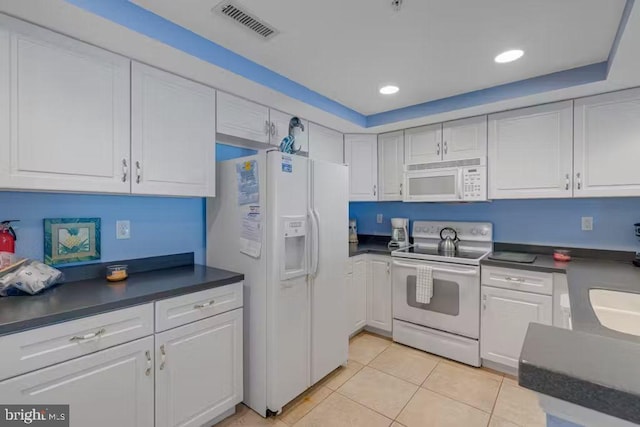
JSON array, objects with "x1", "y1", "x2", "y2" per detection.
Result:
[
  {"x1": 216, "y1": 144, "x2": 257, "y2": 161},
  {"x1": 350, "y1": 198, "x2": 640, "y2": 251},
  {"x1": 0, "y1": 191, "x2": 206, "y2": 265}
]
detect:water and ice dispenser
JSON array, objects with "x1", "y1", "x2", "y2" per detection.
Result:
[{"x1": 281, "y1": 216, "x2": 307, "y2": 280}]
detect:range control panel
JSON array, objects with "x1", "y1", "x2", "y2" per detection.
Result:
[
  {"x1": 462, "y1": 166, "x2": 486, "y2": 201},
  {"x1": 412, "y1": 221, "x2": 493, "y2": 242}
]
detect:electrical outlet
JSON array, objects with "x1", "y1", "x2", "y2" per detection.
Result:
[
  {"x1": 581, "y1": 216, "x2": 593, "y2": 231},
  {"x1": 376, "y1": 214, "x2": 383, "y2": 224},
  {"x1": 116, "y1": 220, "x2": 131, "y2": 239}
]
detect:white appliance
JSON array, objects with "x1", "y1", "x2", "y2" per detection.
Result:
[
  {"x1": 389, "y1": 218, "x2": 409, "y2": 248},
  {"x1": 207, "y1": 151, "x2": 348, "y2": 416},
  {"x1": 403, "y1": 158, "x2": 487, "y2": 202},
  {"x1": 391, "y1": 221, "x2": 492, "y2": 366}
]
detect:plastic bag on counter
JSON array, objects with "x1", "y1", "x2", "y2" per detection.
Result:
[{"x1": 0, "y1": 259, "x2": 64, "y2": 296}]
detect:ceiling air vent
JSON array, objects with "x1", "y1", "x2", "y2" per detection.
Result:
[{"x1": 213, "y1": 1, "x2": 279, "y2": 40}]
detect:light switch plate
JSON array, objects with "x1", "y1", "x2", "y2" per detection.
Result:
[
  {"x1": 116, "y1": 220, "x2": 131, "y2": 239},
  {"x1": 581, "y1": 216, "x2": 593, "y2": 231},
  {"x1": 376, "y1": 214, "x2": 383, "y2": 224}
]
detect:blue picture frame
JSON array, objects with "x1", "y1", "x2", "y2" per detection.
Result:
[{"x1": 44, "y1": 218, "x2": 101, "y2": 265}]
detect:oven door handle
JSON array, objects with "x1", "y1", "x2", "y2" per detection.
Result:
[{"x1": 392, "y1": 260, "x2": 478, "y2": 276}]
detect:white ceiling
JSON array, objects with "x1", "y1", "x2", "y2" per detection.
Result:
[{"x1": 131, "y1": 0, "x2": 626, "y2": 116}]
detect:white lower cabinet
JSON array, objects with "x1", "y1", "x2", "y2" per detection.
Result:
[
  {"x1": 367, "y1": 256, "x2": 392, "y2": 333},
  {"x1": 0, "y1": 336, "x2": 154, "y2": 427},
  {"x1": 481, "y1": 286, "x2": 552, "y2": 369},
  {"x1": 155, "y1": 308, "x2": 243, "y2": 427},
  {"x1": 350, "y1": 256, "x2": 368, "y2": 334}
]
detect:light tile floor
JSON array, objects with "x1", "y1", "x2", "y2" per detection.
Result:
[{"x1": 215, "y1": 331, "x2": 546, "y2": 427}]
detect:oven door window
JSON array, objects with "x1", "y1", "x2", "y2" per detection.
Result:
[{"x1": 406, "y1": 275, "x2": 460, "y2": 316}]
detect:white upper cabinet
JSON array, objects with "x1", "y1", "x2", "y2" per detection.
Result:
[
  {"x1": 345, "y1": 134, "x2": 378, "y2": 201},
  {"x1": 574, "y1": 88, "x2": 640, "y2": 198},
  {"x1": 217, "y1": 91, "x2": 270, "y2": 143},
  {"x1": 488, "y1": 101, "x2": 573, "y2": 199},
  {"x1": 308, "y1": 123, "x2": 344, "y2": 164},
  {"x1": 269, "y1": 109, "x2": 309, "y2": 152},
  {"x1": 0, "y1": 16, "x2": 131, "y2": 193},
  {"x1": 442, "y1": 116, "x2": 487, "y2": 161},
  {"x1": 404, "y1": 124, "x2": 443, "y2": 164},
  {"x1": 131, "y1": 62, "x2": 216, "y2": 197},
  {"x1": 378, "y1": 131, "x2": 404, "y2": 201}
]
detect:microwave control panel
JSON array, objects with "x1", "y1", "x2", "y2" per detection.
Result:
[{"x1": 462, "y1": 167, "x2": 486, "y2": 200}]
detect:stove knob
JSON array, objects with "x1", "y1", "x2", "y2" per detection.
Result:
[
  {"x1": 481, "y1": 229, "x2": 488, "y2": 236},
  {"x1": 471, "y1": 228, "x2": 478, "y2": 235}
]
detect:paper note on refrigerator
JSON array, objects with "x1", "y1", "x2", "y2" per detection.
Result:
[
  {"x1": 240, "y1": 205, "x2": 262, "y2": 258},
  {"x1": 236, "y1": 160, "x2": 259, "y2": 205}
]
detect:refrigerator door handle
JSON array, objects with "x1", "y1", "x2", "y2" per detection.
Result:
[{"x1": 310, "y1": 209, "x2": 320, "y2": 277}]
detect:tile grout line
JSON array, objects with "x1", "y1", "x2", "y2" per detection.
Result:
[{"x1": 333, "y1": 387, "x2": 396, "y2": 423}]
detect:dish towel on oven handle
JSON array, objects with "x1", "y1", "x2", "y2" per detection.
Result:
[{"x1": 416, "y1": 265, "x2": 433, "y2": 304}]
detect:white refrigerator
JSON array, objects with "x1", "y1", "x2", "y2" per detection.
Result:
[{"x1": 207, "y1": 151, "x2": 348, "y2": 416}]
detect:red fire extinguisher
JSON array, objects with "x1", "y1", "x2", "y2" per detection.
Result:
[{"x1": 0, "y1": 220, "x2": 18, "y2": 254}]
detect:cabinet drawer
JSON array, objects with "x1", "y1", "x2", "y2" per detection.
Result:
[
  {"x1": 0, "y1": 303, "x2": 154, "y2": 380},
  {"x1": 155, "y1": 282, "x2": 243, "y2": 332},
  {"x1": 481, "y1": 266, "x2": 552, "y2": 295}
]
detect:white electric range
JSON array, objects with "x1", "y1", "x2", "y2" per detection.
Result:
[{"x1": 391, "y1": 221, "x2": 493, "y2": 366}]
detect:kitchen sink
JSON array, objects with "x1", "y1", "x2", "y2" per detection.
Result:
[{"x1": 589, "y1": 289, "x2": 640, "y2": 337}]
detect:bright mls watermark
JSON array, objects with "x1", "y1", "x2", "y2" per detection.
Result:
[{"x1": 0, "y1": 406, "x2": 68, "y2": 426}]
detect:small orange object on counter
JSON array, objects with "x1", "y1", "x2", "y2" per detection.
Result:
[
  {"x1": 106, "y1": 265, "x2": 128, "y2": 282},
  {"x1": 553, "y1": 249, "x2": 571, "y2": 262}
]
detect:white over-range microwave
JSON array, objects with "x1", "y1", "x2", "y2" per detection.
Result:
[{"x1": 403, "y1": 158, "x2": 487, "y2": 202}]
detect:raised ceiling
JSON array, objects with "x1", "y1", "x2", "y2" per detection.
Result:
[{"x1": 132, "y1": 0, "x2": 625, "y2": 116}]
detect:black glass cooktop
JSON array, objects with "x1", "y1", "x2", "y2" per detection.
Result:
[{"x1": 397, "y1": 246, "x2": 486, "y2": 260}]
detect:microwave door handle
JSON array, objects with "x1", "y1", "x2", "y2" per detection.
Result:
[
  {"x1": 392, "y1": 260, "x2": 478, "y2": 276},
  {"x1": 457, "y1": 169, "x2": 464, "y2": 200}
]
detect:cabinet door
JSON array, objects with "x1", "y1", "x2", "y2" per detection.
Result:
[
  {"x1": 404, "y1": 124, "x2": 443, "y2": 164},
  {"x1": 574, "y1": 88, "x2": 640, "y2": 197},
  {"x1": 351, "y1": 257, "x2": 368, "y2": 334},
  {"x1": 481, "y1": 286, "x2": 552, "y2": 369},
  {"x1": 345, "y1": 134, "x2": 378, "y2": 201},
  {"x1": 270, "y1": 109, "x2": 309, "y2": 152},
  {"x1": 217, "y1": 91, "x2": 269, "y2": 143},
  {"x1": 131, "y1": 62, "x2": 216, "y2": 197},
  {"x1": 0, "y1": 336, "x2": 154, "y2": 427},
  {"x1": 0, "y1": 16, "x2": 130, "y2": 193},
  {"x1": 378, "y1": 131, "x2": 405, "y2": 201},
  {"x1": 156, "y1": 309, "x2": 243, "y2": 427},
  {"x1": 443, "y1": 116, "x2": 487, "y2": 161},
  {"x1": 488, "y1": 101, "x2": 573, "y2": 199},
  {"x1": 308, "y1": 122, "x2": 344, "y2": 163},
  {"x1": 367, "y1": 257, "x2": 392, "y2": 333}
]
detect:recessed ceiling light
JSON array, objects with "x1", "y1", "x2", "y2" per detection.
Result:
[
  {"x1": 380, "y1": 85, "x2": 399, "y2": 95},
  {"x1": 494, "y1": 49, "x2": 524, "y2": 64}
]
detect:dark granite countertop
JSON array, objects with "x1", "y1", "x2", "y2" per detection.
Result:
[
  {"x1": 495, "y1": 244, "x2": 640, "y2": 424},
  {"x1": 349, "y1": 235, "x2": 395, "y2": 257},
  {"x1": 0, "y1": 254, "x2": 243, "y2": 337}
]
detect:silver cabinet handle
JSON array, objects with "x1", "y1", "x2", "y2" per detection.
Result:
[
  {"x1": 436, "y1": 143, "x2": 440, "y2": 156},
  {"x1": 565, "y1": 173, "x2": 570, "y2": 190},
  {"x1": 373, "y1": 185, "x2": 377, "y2": 196},
  {"x1": 145, "y1": 350, "x2": 152, "y2": 376},
  {"x1": 135, "y1": 161, "x2": 142, "y2": 184},
  {"x1": 194, "y1": 299, "x2": 215, "y2": 309},
  {"x1": 270, "y1": 122, "x2": 276, "y2": 137},
  {"x1": 265, "y1": 120, "x2": 270, "y2": 135},
  {"x1": 399, "y1": 182, "x2": 403, "y2": 196},
  {"x1": 576, "y1": 172, "x2": 582, "y2": 190},
  {"x1": 482, "y1": 294, "x2": 487, "y2": 311},
  {"x1": 505, "y1": 276, "x2": 525, "y2": 283},
  {"x1": 159, "y1": 345, "x2": 166, "y2": 370},
  {"x1": 386, "y1": 263, "x2": 390, "y2": 274},
  {"x1": 444, "y1": 140, "x2": 448, "y2": 155},
  {"x1": 69, "y1": 328, "x2": 106, "y2": 342},
  {"x1": 122, "y1": 159, "x2": 128, "y2": 183}
]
